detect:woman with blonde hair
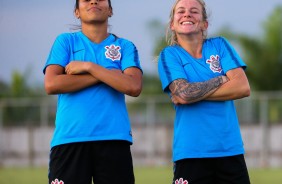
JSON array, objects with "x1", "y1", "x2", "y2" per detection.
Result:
[{"x1": 158, "y1": 0, "x2": 251, "y2": 183}]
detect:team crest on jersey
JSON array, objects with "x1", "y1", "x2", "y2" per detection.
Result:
[
  {"x1": 51, "y1": 179, "x2": 64, "y2": 184},
  {"x1": 105, "y1": 44, "x2": 121, "y2": 61},
  {"x1": 175, "y1": 178, "x2": 188, "y2": 184},
  {"x1": 206, "y1": 55, "x2": 222, "y2": 73}
]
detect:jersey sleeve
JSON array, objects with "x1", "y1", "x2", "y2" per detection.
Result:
[
  {"x1": 217, "y1": 37, "x2": 247, "y2": 73},
  {"x1": 158, "y1": 47, "x2": 188, "y2": 93},
  {"x1": 43, "y1": 34, "x2": 71, "y2": 74},
  {"x1": 120, "y1": 41, "x2": 142, "y2": 72}
]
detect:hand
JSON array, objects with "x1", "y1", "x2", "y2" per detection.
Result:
[
  {"x1": 65, "y1": 61, "x2": 91, "y2": 75},
  {"x1": 170, "y1": 94, "x2": 185, "y2": 105},
  {"x1": 222, "y1": 75, "x2": 229, "y2": 84},
  {"x1": 171, "y1": 94, "x2": 179, "y2": 105}
]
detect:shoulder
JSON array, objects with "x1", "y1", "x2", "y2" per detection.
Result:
[
  {"x1": 158, "y1": 45, "x2": 181, "y2": 65},
  {"x1": 114, "y1": 35, "x2": 136, "y2": 47},
  {"x1": 158, "y1": 45, "x2": 183, "y2": 62},
  {"x1": 55, "y1": 32, "x2": 81, "y2": 42},
  {"x1": 160, "y1": 45, "x2": 179, "y2": 54},
  {"x1": 56, "y1": 32, "x2": 74, "y2": 39},
  {"x1": 204, "y1": 36, "x2": 233, "y2": 51},
  {"x1": 204, "y1": 36, "x2": 228, "y2": 44},
  {"x1": 111, "y1": 35, "x2": 140, "y2": 54},
  {"x1": 53, "y1": 32, "x2": 84, "y2": 49}
]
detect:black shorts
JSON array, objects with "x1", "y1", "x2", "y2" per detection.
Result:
[
  {"x1": 48, "y1": 140, "x2": 134, "y2": 184},
  {"x1": 172, "y1": 154, "x2": 250, "y2": 184}
]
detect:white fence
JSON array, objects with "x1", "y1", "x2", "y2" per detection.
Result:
[
  {"x1": 0, "y1": 92, "x2": 282, "y2": 168},
  {"x1": 0, "y1": 125, "x2": 282, "y2": 168}
]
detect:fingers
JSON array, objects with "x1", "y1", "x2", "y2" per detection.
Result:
[
  {"x1": 65, "y1": 65, "x2": 71, "y2": 74},
  {"x1": 65, "y1": 61, "x2": 81, "y2": 74},
  {"x1": 171, "y1": 95, "x2": 178, "y2": 105},
  {"x1": 222, "y1": 75, "x2": 229, "y2": 83}
]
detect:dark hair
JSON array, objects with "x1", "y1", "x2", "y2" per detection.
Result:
[
  {"x1": 72, "y1": 0, "x2": 115, "y2": 35},
  {"x1": 75, "y1": 0, "x2": 112, "y2": 11}
]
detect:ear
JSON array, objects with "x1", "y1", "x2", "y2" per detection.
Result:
[
  {"x1": 108, "y1": 9, "x2": 113, "y2": 17},
  {"x1": 170, "y1": 21, "x2": 175, "y2": 31},
  {"x1": 203, "y1": 21, "x2": 208, "y2": 30},
  {"x1": 74, "y1": 9, "x2": 80, "y2": 19}
]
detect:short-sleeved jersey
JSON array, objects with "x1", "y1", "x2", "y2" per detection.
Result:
[
  {"x1": 158, "y1": 37, "x2": 246, "y2": 161},
  {"x1": 44, "y1": 32, "x2": 142, "y2": 148}
]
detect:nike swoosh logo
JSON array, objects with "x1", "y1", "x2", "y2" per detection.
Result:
[{"x1": 73, "y1": 49, "x2": 84, "y2": 53}]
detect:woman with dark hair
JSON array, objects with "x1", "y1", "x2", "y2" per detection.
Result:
[
  {"x1": 44, "y1": 0, "x2": 142, "y2": 183},
  {"x1": 158, "y1": 0, "x2": 251, "y2": 183}
]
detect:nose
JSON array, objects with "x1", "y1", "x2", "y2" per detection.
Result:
[
  {"x1": 184, "y1": 14, "x2": 191, "y2": 18},
  {"x1": 90, "y1": 0, "x2": 99, "y2": 4},
  {"x1": 183, "y1": 10, "x2": 191, "y2": 18}
]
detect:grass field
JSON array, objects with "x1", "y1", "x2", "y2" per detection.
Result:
[{"x1": 0, "y1": 167, "x2": 281, "y2": 184}]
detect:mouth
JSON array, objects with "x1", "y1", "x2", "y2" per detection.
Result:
[
  {"x1": 88, "y1": 6, "x2": 101, "y2": 12},
  {"x1": 181, "y1": 21, "x2": 194, "y2": 25}
]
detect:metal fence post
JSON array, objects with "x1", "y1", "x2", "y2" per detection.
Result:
[
  {"x1": 40, "y1": 99, "x2": 49, "y2": 127},
  {"x1": 260, "y1": 95, "x2": 270, "y2": 167},
  {"x1": 145, "y1": 98, "x2": 156, "y2": 164},
  {"x1": 0, "y1": 102, "x2": 3, "y2": 166}
]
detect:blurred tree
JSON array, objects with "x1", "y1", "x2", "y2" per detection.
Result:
[
  {"x1": 1, "y1": 70, "x2": 46, "y2": 126},
  {"x1": 218, "y1": 6, "x2": 282, "y2": 91},
  {"x1": 137, "y1": 20, "x2": 168, "y2": 97},
  {"x1": 11, "y1": 71, "x2": 28, "y2": 97},
  {"x1": 147, "y1": 19, "x2": 168, "y2": 57},
  {"x1": 142, "y1": 75, "x2": 163, "y2": 95},
  {"x1": 0, "y1": 80, "x2": 9, "y2": 98},
  {"x1": 0, "y1": 69, "x2": 45, "y2": 98}
]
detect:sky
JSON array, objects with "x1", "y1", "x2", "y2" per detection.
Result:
[{"x1": 0, "y1": 0, "x2": 281, "y2": 85}]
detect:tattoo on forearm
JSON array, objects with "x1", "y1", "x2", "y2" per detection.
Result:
[{"x1": 170, "y1": 76, "x2": 223, "y2": 102}]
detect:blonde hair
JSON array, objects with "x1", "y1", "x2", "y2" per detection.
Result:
[{"x1": 166, "y1": 0, "x2": 208, "y2": 45}]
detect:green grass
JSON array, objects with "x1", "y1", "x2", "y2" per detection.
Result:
[
  {"x1": 248, "y1": 168, "x2": 282, "y2": 184},
  {"x1": 135, "y1": 167, "x2": 173, "y2": 183},
  {"x1": 0, "y1": 167, "x2": 48, "y2": 184},
  {"x1": 0, "y1": 167, "x2": 281, "y2": 184}
]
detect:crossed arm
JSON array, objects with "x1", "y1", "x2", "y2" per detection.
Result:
[
  {"x1": 169, "y1": 68, "x2": 250, "y2": 105},
  {"x1": 44, "y1": 61, "x2": 143, "y2": 97}
]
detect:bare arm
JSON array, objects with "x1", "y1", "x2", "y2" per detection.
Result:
[
  {"x1": 65, "y1": 61, "x2": 143, "y2": 97},
  {"x1": 206, "y1": 68, "x2": 250, "y2": 100},
  {"x1": 44, "y1": 65, "x2": 100, "y2": 95},
  {"x1": 169, "y1": 76, "x2": 228, "y2": 105}
]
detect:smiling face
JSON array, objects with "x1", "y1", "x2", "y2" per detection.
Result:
[
  {"x1": 75, "y1": 0, "x2": 113, "y2": 25},
  {"x1": 170, "y1": 0, "x2": 208, "y2": 39}
]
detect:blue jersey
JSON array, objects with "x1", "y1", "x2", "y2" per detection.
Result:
[
  {"x1": 44, "y1": 32, "x2": 142, "y2": 148},
  {"x1": 158, "y1": 37, "x2": 246, "y2": 161}
]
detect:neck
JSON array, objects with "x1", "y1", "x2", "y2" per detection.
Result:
[
  {"x1": 177, "y1": 34, "x2": 204, "y2": 58},
  {"x1": 81, "y1": 23, "x2": 109, "y2": 43}
]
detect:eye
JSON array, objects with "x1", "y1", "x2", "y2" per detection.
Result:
[
  {"x1": 177, "y1": 10, "x2": 185, "y2": 14},
  {"x1": 176, "y1": 7, "x2": 186, "y2": 15},
  {"x1": 190, "y1": 8, "x2": 200, "y2": 14}
]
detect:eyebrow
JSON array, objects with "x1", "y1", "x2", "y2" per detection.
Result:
[{"x1": 176, "y1": 6, "x2": 200, "y2": 11}]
